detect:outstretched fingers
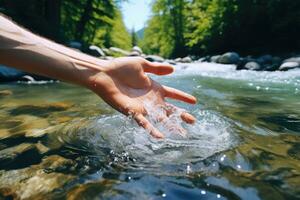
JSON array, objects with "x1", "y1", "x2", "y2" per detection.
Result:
[
  {"x1": 163, "y1": 86, "x2": 197, "y2": 104},
  {"x1": 143, "y1": 60, "x2": 174, "y2": 75},
  {"x1": 165, "y1": 103, "x2": 196, "y2": 124},
  {"x1": 134, "y1": 114, "x2": 165, "y2": 139}
]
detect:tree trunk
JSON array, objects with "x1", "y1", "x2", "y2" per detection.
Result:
[
  {"x1": 45, "y1": 0, "x2": 61, "y2": 41},
  {"x1": 75, "y1": 0, "x2": 93, "y2": 42}
]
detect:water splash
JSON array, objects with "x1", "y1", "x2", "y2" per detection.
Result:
[{"x1": 54, "y1": 107, "x2": 236, "y2": 166}]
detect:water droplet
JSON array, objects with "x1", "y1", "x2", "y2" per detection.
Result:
[
  {"x1": 256, "y1": 86, "x2": 261, "y2": 90},
  {"x1": 201, "y1": 190, "x2": 206, "y2": 195},
  {"x1": 162, "y1": 193, "x2": 167, "y2": 197},
  {"x1": 186, "y1": 165, "x2": 192, "y2": 174},
  {"x1": 220, "y1": 154, "x2": 226, "y2": 162},
  {"x1": 217, "y1": 194, "x2": 221, "y2": 198},
  {"x1": 237, "y1": 165, "x2": 241, "y2": 169}
]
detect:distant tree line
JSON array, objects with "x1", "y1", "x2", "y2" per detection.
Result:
[
  {"x1": 141, "y1": 0, "x2": 300, "y2": 58},
  {"x1": 0, "y1": 0, "x2": 131, "y2": 50}
]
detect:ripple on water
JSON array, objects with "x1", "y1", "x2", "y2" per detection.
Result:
[{"x1": 54, "y1": 109, "x2": 237, "y2": 168}]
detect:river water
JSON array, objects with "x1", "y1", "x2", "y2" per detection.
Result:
[{"x1": 0, "y1": 62, "x2": 300, "y2": 199}]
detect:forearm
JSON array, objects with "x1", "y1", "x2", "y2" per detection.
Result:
[{"x1": 0, "y1": 15, "x2": 107, "y2": 87}]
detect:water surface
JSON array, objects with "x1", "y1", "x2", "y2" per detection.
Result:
[{"x1": 0, "y1": 63, "x2": 300, "y2": 199}]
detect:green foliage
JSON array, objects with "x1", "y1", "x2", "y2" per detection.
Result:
[
  {"x1": 143, "y1": 0, "x2": 300, "y2": 57},
  {"x1": 0, "y1": 0, "x2": 131, "y2": 50},
  {"x1": 131, "y1": 28, "x2": 138, "y2": 47},
  {"x1": 141, "y1": 0, "x2": 187, "y2": 58},
  {"x1": 92, "y1": 10, "x2": 131, "y2": 50}
]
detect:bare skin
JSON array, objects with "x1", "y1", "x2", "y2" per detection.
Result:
[{"x1": 0, "y1": 15, "x2": 196, "y2": 138}]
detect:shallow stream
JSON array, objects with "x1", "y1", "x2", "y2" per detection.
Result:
[{"x1": 0, "y1": 63, "x2": 300, "y2": 199}]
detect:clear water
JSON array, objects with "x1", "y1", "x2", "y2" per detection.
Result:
[{"x1": 0, "y1": 62, "x2": 300, "y2": 199}]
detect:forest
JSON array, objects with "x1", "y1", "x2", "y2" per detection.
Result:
[{"x1": 1, "y1": 0, "x2": 300, "y2": 58}]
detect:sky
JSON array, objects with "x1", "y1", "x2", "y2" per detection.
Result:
[{"x1": 121, "y1": 0, "x2": 152, "y2": 31}]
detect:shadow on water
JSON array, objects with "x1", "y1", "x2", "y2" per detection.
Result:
[{"x1": 258, "y1": 114, "x2": 300, "y2": 133}]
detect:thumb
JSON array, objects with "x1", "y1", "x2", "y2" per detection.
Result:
[{"x1": 143, "y1": 60, "x2": 174, "y2": 75}]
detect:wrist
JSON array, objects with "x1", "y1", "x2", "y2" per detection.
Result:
[{"x1": 74, "y1": 59, "x2": 110, "y2": 90}]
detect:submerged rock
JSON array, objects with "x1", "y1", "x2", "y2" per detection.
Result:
[
  {"x1": 0, "y1": 90, "x2": 12, "y2": 97},
  {"x1": 0, "y1": 155, "x2": 76, "y2": 199},
  {"x1": 0, "y1": 143, "x2": 42, "y2": 169},
  {"x1": 218, "y1": 52, "x2": 240, "y2": 64},
  {"x1": 279, "y1": 62, "x2": 300, "y2": 71}
]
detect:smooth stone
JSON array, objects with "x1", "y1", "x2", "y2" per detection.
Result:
[
  {"x1": 102, "y1": 48, "x2": 112, "y2": 56},
  {"x1": 181, "y1": 56, "x2": 192, "y2": 63},
  {"x1": 210, "y1": 55, "x2": 221, "y2": 63},
  {"x1": 0, "y1": 90, "x2": 13, "y2": 97},
  {"x1": 109, "y1": 47, "x2": 130, "y2": 56},
  {"x1": 257, "y1": 54, "x2": 273, "y2": 64},
  {"x1": 283, "y1": 57, "x2": 300, "y2": 64},
  {"x1": 165, "y1": 59, "x2": 176, "y2": 65},
  {"x1": 264, "y1": 64, "x2": 280, "y2": 71},
  {"x1": 89, "y1": 45, "x2": 106, "y2": 57},
  {"x1": 244, "y1": 62, "x2": 262, "y2": 71},
  {"x1": 0, "y1": 155, "x2": 75, "y2": 199},
  {"x1": 68, "y1": 41, "x2": 82, "y2": 50},
  {"x1": 198, "y1": 56, "x2": 210, "y2": 62},
  {"x1": 218, "y1": 52, "x2": 240, "y2": 64},
  {"x1": 128, "y1": 51, "x2": 141, "y2": 56},
  {"x1": 175, "y1": 58, "x2": 182, "y2": 62},
  {"x1": 279, "y1": 62, "x2": 300, "y2": 71},
  {"x1": 0, "y1": 143, "x2": 41, "y2": 169},
  {"x1": 145, "y1": 55, "x2": 165, "y2": 63},
  {"x1": 131, "y1": 46, "x2": 143, "y2": 55}
]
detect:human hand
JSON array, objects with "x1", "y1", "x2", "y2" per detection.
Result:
[{"x1": 88, "y1": 57, "x2": 196, "y2": 138}]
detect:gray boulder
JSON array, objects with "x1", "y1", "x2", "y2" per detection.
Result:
[
  {"x1": 210, "y1": 55, "x2": 221, "y2": 63},
  {"x1": 131, "y1": 46, "x2": 143, "y2": 55},
  {"x1": 88, "y1": 45, "x2": 105, "y2": 57},
  {"x1": 181, "y1": 56, "x2": 192, "y2": 63},
  {"x1": 145, "y1": 55, "x2": 165, "y2": 63},
  {"x1": 165, "y1": 59, "x2": 177, "y2": 65},
  {"x1": 102, "y1": 48, "x2": 112, "y2": 56},
  {"x1": 283, "y1": 57, "x2": 300, "y2": 64},
  {"x1": 218, "y1": 52, "x2": 240, "y2": 64},
  {"x1": 128, "y1": 51, "x2": 141, "y2": 57},
  {"x1": 257, "y1": 54, "x2": 273, "y2": 64},
  {"x1": 244, "y1": 62, "x2": 261, "y2": 71},
  {"x1": 109, "y1": 47, "x2": 130, "y2": 56},
  {"x1": 68, "y1": 41, "x2": 82, "y2": 50},
  {"x1": 175, "y1": 58, "x2": 182, "y2": 62},
  {"x1": 279, "y1": 62, "x2": 300, "y2": 71}
]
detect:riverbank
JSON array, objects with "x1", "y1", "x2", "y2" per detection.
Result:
[{"x1": 1, "y1": 45, "x2": 300, "y2": 83}]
